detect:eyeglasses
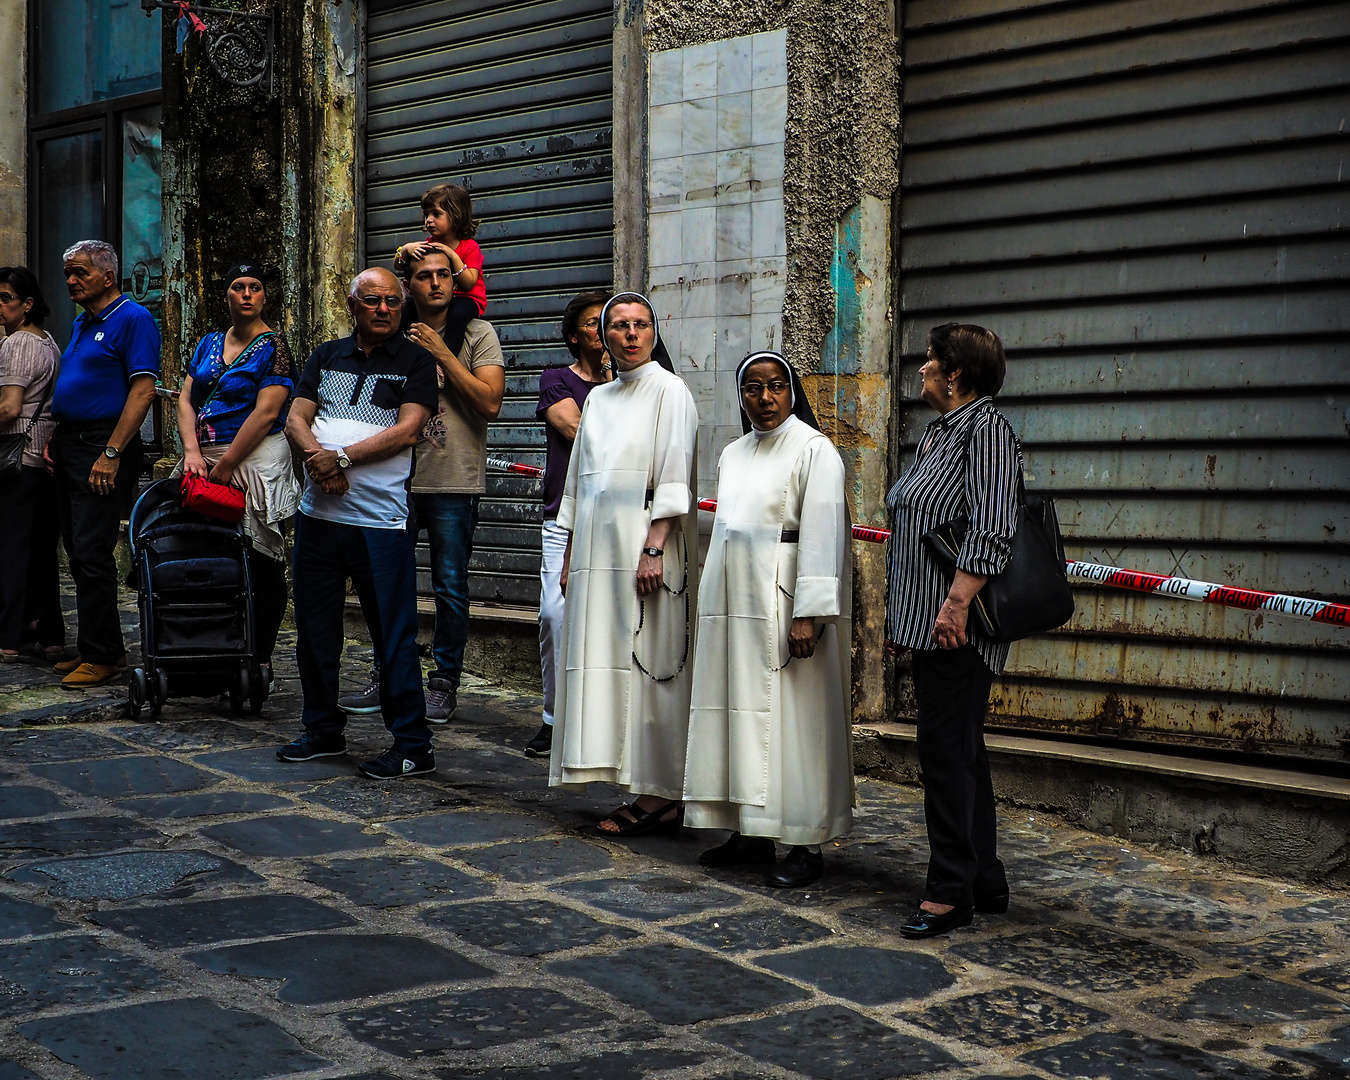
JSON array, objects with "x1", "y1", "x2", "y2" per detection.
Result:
[
  {"x1": 0, "y1": 293, "x2": 18, "y2": 304},
  {"x1": 742, "y1": 381, "x2": 790, "y2": 397},
  {"x1": 608, "y1": 320, "x2": 652, "y2": 333},
  {"x1": 579, "y1": 318, "x2": 601, "y2": 331},
  {"x1": 356, "y1": 294, "x2": 405, "y2": 309}
]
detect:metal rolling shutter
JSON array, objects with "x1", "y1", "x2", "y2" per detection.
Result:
[
  {"x1": 365, "y1": 0, "x2": 614, "y2": 608},
  {"x1": 898, "y1": 0, "x2": 1350, "y2": 760}
]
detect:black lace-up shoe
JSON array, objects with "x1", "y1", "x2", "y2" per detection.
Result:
[
  {"x1": 524, "y1": 722, "x2": 553, "y2": 757},
  {"x1": 358, "y1": 747, "x2": 436, "y2": 779}
]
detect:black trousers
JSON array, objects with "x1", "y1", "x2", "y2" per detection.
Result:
[
  {"x1": 0, "y1": 465, "x2": 65, "y2": 651},
  {"x1": 245, "y1": 544, "x2": 288, "y2": 665},
  {"x1": 911, "y1": 644, "x2": 1008, "y2": 907},
  {"x1": 50, "y1": 423, "x2": 141, "y2": 665}
]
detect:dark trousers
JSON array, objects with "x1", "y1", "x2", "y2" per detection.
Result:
[
  {"x1": 410, "y1": 492, "x2": 477, "y2": 691},
  {"x1": 912, "y1": 644, "x2": 1008, "y2": 907},
  {"x1": 50, "y1": 423, "x2": 141, "y2": 664},
  {"x1": 444, "y1": 296, "x2": 479, "y2": 356},
  {"x1": 245, "y1": 545, "x2": 288, "y2": 665},
  {"x1": 292, "y1": 512, "x2": 429, "y2": 754},
  {"x1": 0, "y1": 466, "x2": 65, "y2": 651}
]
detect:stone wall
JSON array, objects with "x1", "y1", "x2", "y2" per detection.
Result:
[{"x1": 636, "y1": 0, "x2": 900, "y2": 723}]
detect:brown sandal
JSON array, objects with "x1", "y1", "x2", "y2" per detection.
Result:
[{"x1": 595, "y1": 799, "x2": 682, "y2": 837}]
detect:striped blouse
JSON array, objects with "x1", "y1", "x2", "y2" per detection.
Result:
[{"x1": 884, "y1": 396, "x2": 1022, "y2": 675}]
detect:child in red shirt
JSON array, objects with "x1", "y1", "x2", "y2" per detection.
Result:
[{"x1": 395, "y1": 183, "x2": 486, "y2": 355}]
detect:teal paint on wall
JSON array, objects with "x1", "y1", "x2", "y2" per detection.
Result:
[{"x1": 821, "y1": 204, "x2": 863, "y2": 376}]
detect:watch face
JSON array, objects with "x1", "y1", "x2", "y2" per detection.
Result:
[{"x1": 104, "y1": 446, "x2": 117, "y2": 458}]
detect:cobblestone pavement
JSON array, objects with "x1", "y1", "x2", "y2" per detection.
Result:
[{"x1": 1, "y1": 624, "x2": 1349, "y2": 1079}]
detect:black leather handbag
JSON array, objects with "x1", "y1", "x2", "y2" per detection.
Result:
[{"x1": 921, "y1": 414, "x2": 1075, "y2": 643}]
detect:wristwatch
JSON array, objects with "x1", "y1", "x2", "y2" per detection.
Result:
[
  {"x1": 336, "y1": 448, "x2": 352, "y2": 469},
  {"x1": 102, "y1": 445, "x2": 120, "y2": 460},
  {"x1": 642, "y1": 546, "x2": 664, "y2": 558}
]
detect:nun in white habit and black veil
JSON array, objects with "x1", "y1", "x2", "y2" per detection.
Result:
[
  {"x1": 683, "y1": 351, "x2": 854, "y2": 888},
  {"x1": 549, "y1": 292, "x2": 701, "y2": 836}
]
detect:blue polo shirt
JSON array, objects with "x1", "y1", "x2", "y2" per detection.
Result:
[{"x1": 51, "y1": 294, "x2": 161, "y2": 424}]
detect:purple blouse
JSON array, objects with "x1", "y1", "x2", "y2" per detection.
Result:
[{"x1": 536, "y1": 364, "x2": 606, "y2": 519}]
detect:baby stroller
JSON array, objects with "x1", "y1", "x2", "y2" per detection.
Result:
[{"x1": 126, "y1": 477, "x2": 269, "y2": 718}]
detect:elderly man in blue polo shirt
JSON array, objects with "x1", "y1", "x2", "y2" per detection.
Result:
[{"x1": 49, "y1": 240, "x2": 160, "y2": 688}]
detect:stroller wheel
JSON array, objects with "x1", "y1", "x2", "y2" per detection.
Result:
[
  {"x1": 150, "y1": 667, "x2": 168, "y2": 719},
  {"x1": 229, "y1": 664, "x2": 249, "y2": 715},
  {"x1": 127, "y1": 669, "x2": 147, "y2": 719}
]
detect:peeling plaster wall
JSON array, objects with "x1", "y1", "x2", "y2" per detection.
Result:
[
  {"x1": 641, "y1": 0, "x2": 899, "y2": 722},
  {"x1": 0, "y1": 2, "x2": 26, "y2": 264},
  {"x1": 158, "y1": 0, "x2": 358, "y2": 466}
]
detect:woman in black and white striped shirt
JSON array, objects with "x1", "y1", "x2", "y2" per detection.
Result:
[{"x1": 884, "y1": 323, "x2": 1021, "y2": 939}]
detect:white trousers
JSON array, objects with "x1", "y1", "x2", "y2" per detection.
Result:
[{"x1": 538, "y1": 519, "x2": 568, "y2": 726}]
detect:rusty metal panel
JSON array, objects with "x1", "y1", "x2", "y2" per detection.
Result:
[
  {"x1": 366, "y1": 0, "x2": 613, "y2": 610},
  {"x1": 898, "y1": 0, "x2": 1350, "y2": 760}
]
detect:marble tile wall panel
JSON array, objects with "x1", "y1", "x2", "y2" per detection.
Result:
[{"x1": 647, "y1": 29, "x2": 789, "y2": 496}]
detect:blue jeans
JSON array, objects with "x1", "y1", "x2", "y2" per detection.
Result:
[
  {"x1": 292, "y1": 512, "x2": 430, "y2": 754},
  {"x1": 411, "y1": 492, "x2": 478, "y2": 690}
]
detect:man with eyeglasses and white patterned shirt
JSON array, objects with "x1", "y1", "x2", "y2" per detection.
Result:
[{"x1": 277, "y1": 267, "x2": 439, "y2": 779}]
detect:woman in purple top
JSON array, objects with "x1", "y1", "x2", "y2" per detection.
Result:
[{"x1": 526, "y1": 290, "x2": 612, "y2": 758}]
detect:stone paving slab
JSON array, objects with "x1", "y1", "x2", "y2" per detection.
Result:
[
  {"x1": 31, "y1": 756, "x2": 219, "y2": 799},
  {"x1": 1019, "y1": 1029, "x2": 1279, "y2": 1079},
  {"x1": 90, "y1": 894, "x2": 357, "y2": 947},
  {"x1": 755, "y1": 943, "x2": 955, "y2": 1005},
  {"x1": 0, "y1": 817, "x2": 162, "y2": 857},
  {"x1": 199, "y1": 813, "x2": 389, "y2": 856},
  {"x1": 0, "y1": 788, "x2": 70, "y2": 821},
  {"x1": 304, "y1": 854, "x2": 494, "y2": 908},
  {"x1": 18, "y1": 997, "x2": 328, "y2": 1080},
  {"x1": 422, "y1": 899, "x2": 641, "y2": 956},
  {"x1": 8, "y1": 850, "x2": 260, "y2": 900},
  {"x1": 187, "y1": 932, "x2": 492, "y2": 1004},
  {"x1": 0, "y1": 1061, "x2": 40, "y2": 1080},
  {"x1": 550, "y1": 943, "x2": 811, "y2": 1024},
  {"x1": 459, "y1": 837, "x2": 612, "y2": 882},
  {"x1": 670, "y1": 909, "x2": 836, "y2": 952},
  {"x1": 0, "y1": 936, "x2": 170, "y2": 1017},
  {"x1": 383, "y1": 810, "x2": 553, "y2": 847},
  {"x1": 192, "y1": 746, "x2": 359, "y2": 783},
  {"x1": 0, "y1": 897, "x2": 74, "y2": 940},
  {"x1": 553, "y1": 873, "x2": 743, "y2": 921},
  {"x1": 342, "y1": 987, "x2": 613, "y2": 1055},
  {"x1": 909, "y1": 984, "x2": 1110, "y2": 1048},
  {"x1": 119, "y1": 790, "x2": 294, "y2": 819},
  {"x1": 705, "y1": 1003, "x2": 962, "y2": 1079}
]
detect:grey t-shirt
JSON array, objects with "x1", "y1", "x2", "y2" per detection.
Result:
[
  {"x1": 411, "y1": 318, "x2": 505, "y2": 494},
  {"x1": 0, "y1": 330, "x2": 61, "y2": 469}
]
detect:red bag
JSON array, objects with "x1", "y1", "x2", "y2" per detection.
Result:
[{"x1": 180, "y1": 473, "x2": 246, "y2": 524}]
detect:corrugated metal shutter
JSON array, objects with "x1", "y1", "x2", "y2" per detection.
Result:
[
  {"x1": 365, "y1": 0, "x2": 614, "y2": 607},
  {"x1": 897, "y1": 0, "x2": 1350, "y2": 760}
]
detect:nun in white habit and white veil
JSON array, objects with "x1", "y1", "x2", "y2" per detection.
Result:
[
  {"x1": 549, "y1": 292, "x2": 701, "y2": 836},
  {"x1": 683, "y1": 351, "x2": 854, "y2": 887}
]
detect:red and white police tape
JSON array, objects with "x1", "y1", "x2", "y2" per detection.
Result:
[{"x1": 487, "y1": 458, "x2": 1349, "y2": 626}]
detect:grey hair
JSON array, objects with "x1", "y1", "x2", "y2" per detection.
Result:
[
  {"x1": 348, "y1": 267, "x2": 398, "y2": 297},
  {"x1": 63, "y1": 240, "x2": 119, "y2": 278}
]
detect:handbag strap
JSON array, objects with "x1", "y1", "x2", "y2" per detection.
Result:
[
  {"x1": 955, "y1": 400, "x2": 1026, "y2": 509},
  {"x1": 195, "y1": 331, "x2": 275, "y2": 422},
  {"x1": 18, "y1": 365, "x2": 56, "y2": 442}
]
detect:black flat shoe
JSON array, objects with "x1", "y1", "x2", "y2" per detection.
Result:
[
  {"x1": 699, "y1": 832, "x2": 776, "y2": 868},
  {"x1": 900, "y1": 903, "x2": 974, "y2": 939},
  {"x1": 974, "y1": 890, "x2": 1009, "y2": 915},
  {"x1": 767, "y1": 846, "x2": 824, "y2": 888}
]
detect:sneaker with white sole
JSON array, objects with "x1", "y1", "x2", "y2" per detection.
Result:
[
  {"x1": 425, "y1": 677, "x2": 456, "y2": 724},
  {"x1": 358, "y1": 747, "x2": 436, "y2": 779},
  {"x1": 276, "y1": 732, "x2": 347, "y2": 762},
  {"x1": 338, "y1": 667, "x2": 381, "y2": 715}
]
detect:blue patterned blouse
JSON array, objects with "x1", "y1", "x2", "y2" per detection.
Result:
[{"x1": 187, "y1": 331, "x2": 296, "y2": 446}]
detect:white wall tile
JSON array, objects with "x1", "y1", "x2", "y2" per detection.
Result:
[
  {"x1": 716, "y1": 91, "x2": 753, "y2": 151},
  {"x1": 716, "y1": 272, "x2": 752, "y2": 318},
  {"x1": 751, "y1": 255, "x2": 788, "y2": 313},
  {"x1": 649, "y1": 49, "x2": 684, "y2": 107},
  {"x1": 716, "y1": 147, "x2": 752, "y2": 193},
  {"x1": 682, "y1": 40, "x2": 719, "y2": 100},
  {"x1": 682, "y1": 206, "x2": 717, "y2": 264},
  {"x1": 750, "y1": 310, "x2": 783, "y2": 353},
  {"x1": 682, "y1": 316, "x2": 718, "y2": 371},
  {"x1": 683, "y1": 97, "x2": 718, "y2": 156},
  {"x1": 682, "y1": 280, "x2": 718, "y2": 320},
  {"x1": 750, "y1": 141, "x2": 785, "y2": 196},
  {"x1": 716, "y1": 202, "x2": 753, "y2": 263},
  {"x1": 649, "y1": 102, "x2": 683, "y2": 161},
  {"x1": 751, "y1": 198, "x2": 786, "y2": 259},
  {"x1": 683, "y1": 151, "x2": 719, "y2": 201},
  {"x1": 751, "y1": 85, "x2": 787, "y2": 146},
  {"x1": 649, "y1": 155, "x2": 683, "y2": 204},
  {"x1": 716, "y1": 315, "x2": 752, "y2": 368},
  {"x1": 649, "y1": 212, "x2": 682, "y2": 269},
  {"x1": 751, "y1": 29, "x2": 788, "y2": 90},
  {"x1": 717, "y1": 36, "x2": 752, "y2": 97}
]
